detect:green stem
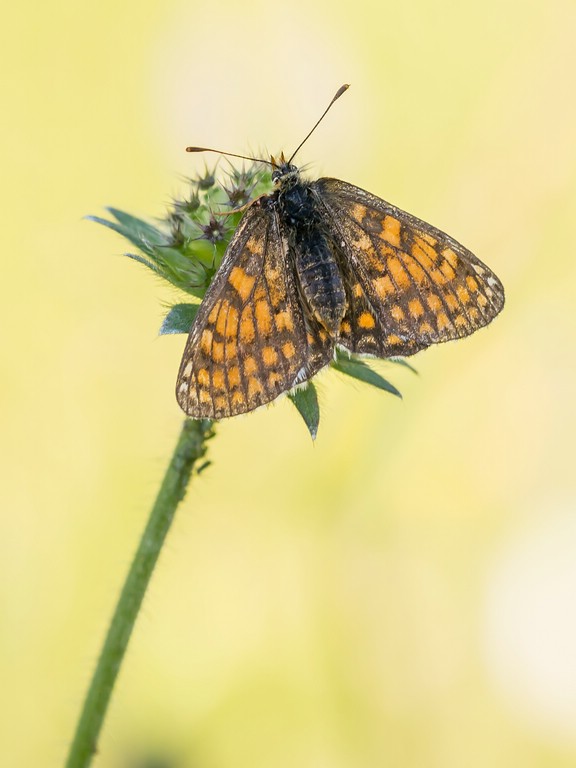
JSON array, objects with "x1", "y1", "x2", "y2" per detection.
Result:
[{"x1": 65, "y1": 418, "x2": 214, "y2": 768}]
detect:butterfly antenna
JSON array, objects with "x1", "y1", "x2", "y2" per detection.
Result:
[
  {"x1": 186, "y1": 147, "x2": 274, "y2": 166},
  {"x1": 288, "y1": 84, "x2": 350, "y2": 165}
]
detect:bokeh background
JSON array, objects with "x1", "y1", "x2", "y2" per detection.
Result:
[{"x1": 3, "y1": 0, "x2": 576, "y2": 766}]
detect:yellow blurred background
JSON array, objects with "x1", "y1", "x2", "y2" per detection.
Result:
[{"x1": 2, "y1": 0, "x2": 576, "y2": 766}]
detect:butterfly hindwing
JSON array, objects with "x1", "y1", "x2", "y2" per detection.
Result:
[
  {"x1": 313, "y1": 178, "x2": 505, "y2": 357},
  {"x1": 176, "y1": 201, "x2": 333, "y2": 418},
  {"x1": 335, "y1": 257, "x2": 429, "y2": 358}
]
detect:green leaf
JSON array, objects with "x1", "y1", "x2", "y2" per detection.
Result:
[
  {"x1": 159, "y1": 304, "x2": 199, "y2": 335},
  {"x1": 332, "y1": 354, "x2": 402, "y2": 398},
  {"x1": 388, "y1": 357, "x2": 418, "y2": 374},
  {"x1": 124, "y1": 252, "x2": 162, "y2": 275},
  {"x1": 288, "y1": 383, "x2": 320, "y2": 440},
  {"x1": 87, "y1": 215, "x2": 161, "y2": 257},
  {"x1": 107, "y1": 208, "x2": 167, "y2": 245}
]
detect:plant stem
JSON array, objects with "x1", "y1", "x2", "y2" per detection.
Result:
[{"x1": 65, "y1": 418, "x2": 214, "y2": 768}]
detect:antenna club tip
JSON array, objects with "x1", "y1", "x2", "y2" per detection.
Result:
[
  {"x1": 335, "y1": 84, "x2": 351, "y2": 99},
  {"x1": 186, "y1": 146, "x2": 201, "y2": 152}
]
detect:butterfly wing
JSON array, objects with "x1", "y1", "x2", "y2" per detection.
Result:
[
  {"x1": 176, "y1": 200, "x2": 333, "y2": 419},
  {"x1": 312, "y1": 178, "x2": 505, "y2": 357}
]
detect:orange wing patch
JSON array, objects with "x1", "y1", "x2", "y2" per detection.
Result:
[{"x1": 229, "y1": 266, "x2": 256, "y2": 301}]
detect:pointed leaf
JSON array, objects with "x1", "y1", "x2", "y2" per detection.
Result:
[
  {"x1": 86, "y1": 215, "x2": 158, "y2": 256},
  {"x1": 107, "y1": 208, "x2": 167, "y2": 245},
  {"x1": 288, "y1": 383, "x2": 320, "y2": 440},
  {"x1": 159, "y1": 304, "x2": 199, "y2": 335},
  {"x1": 332, "y1": 356, "x2": 402, "y2": 398},
  {"x1": 388, "y1": 357, "x2": 418, "y2": 374},
  {"x1": 123, "y1": 252, "x2": 162, "y2": 275}
]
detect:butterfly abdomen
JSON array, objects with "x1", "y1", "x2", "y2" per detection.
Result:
[
  {"x1": 279, "y1": 180, "x2": 346, "y2": 332},
  {"x1": 292, "y1": 229, "x2": 346, "y2": 331}
]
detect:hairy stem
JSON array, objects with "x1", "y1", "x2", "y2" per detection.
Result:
[{"x1": 65, "y1": 418, "x2": 214, "y2": 768}]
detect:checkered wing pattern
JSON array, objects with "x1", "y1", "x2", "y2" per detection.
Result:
[
  {"x1": 313, "y1": 178, "x2": 505, "y2": 357},
  {"x1": 176, "y1": 203, "x2": 332, "y2": 418}
]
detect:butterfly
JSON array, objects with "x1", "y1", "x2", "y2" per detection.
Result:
[{"x1": 176, "y1": 86, "x2": 505, "y2": 420}]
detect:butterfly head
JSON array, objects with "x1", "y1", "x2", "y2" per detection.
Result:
[{"x1": 270, "y1": 152, "x2": 299, "y2": 185}]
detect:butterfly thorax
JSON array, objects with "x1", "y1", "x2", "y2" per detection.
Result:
[{"x1": 271, "y1": 166, "x2": 347, "y2": 333}]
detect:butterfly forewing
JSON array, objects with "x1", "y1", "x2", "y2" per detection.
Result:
[
  {"x1": 176, "y1": 202, "x2": 332, "y2": 418},
  {"x1": 313, "y1": 178, "x2": 505, "y2": 357}
]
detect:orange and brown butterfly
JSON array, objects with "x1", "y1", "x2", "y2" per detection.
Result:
[{"x1": 176, "y1": 85, "x2": 505, "y2": 420}]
